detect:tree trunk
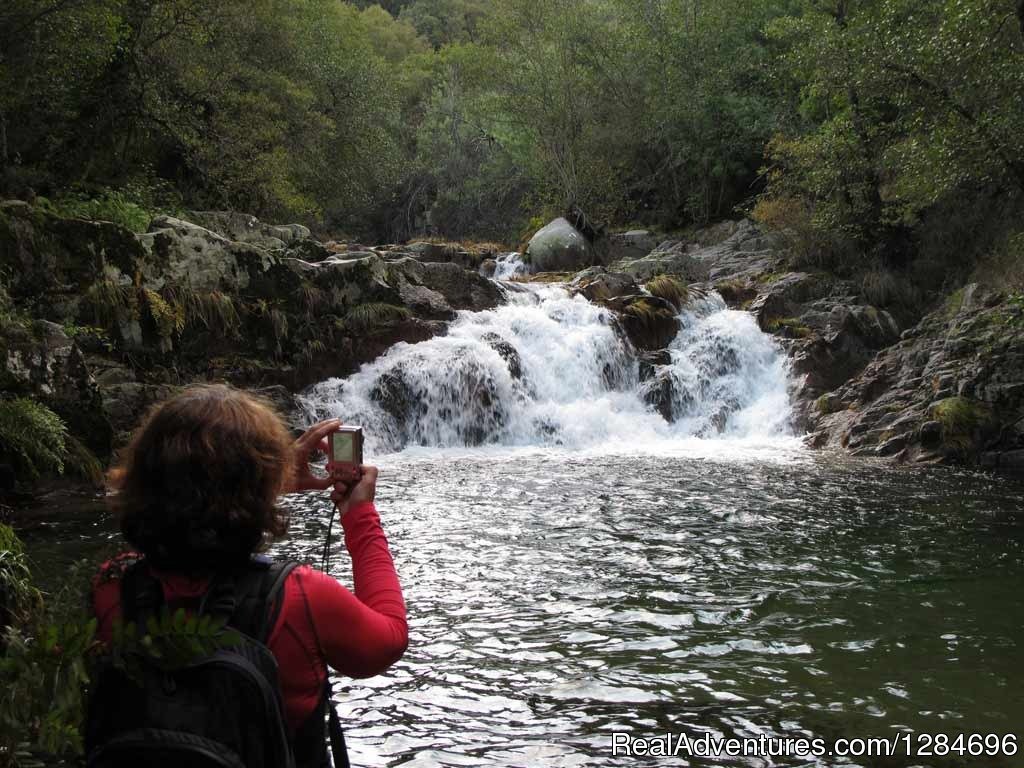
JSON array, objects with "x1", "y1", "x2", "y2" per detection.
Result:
[{"x1": 1018, "y1": 0, "x2": 1024, "y2": 40}]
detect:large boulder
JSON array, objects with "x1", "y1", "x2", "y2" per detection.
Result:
[
  {"x1": 524, "y1": 218, "x2": 595, "y2": 272},
  {"x1": 388, "y1": 259, "x2": 503, "y2": 315},
  {"x1": 568, "y1": 267, "x2": 638, "y2": 304},
  {"x1": 141, "y1": 216, "x2": 284, "y2": 294},
  {"x1": 186, "y1": 211, "x2": 311, "y2": 248}
]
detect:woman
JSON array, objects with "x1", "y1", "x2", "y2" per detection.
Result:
[{"x1": 91, "y1": 384, "x2": 407, "y2": 765}]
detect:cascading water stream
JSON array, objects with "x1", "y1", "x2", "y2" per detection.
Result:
[{"x1": 298, "y1": 284, "x2": 794, "y2": 454}]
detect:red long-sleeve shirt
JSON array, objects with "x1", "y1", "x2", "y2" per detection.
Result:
[{"x1": 92, "y1": 501, "x2": 407, "y2": 731}]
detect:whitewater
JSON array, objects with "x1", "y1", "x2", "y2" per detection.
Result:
[{"x1": 297, "y1": 283, "x2": 797, "y2": 456}]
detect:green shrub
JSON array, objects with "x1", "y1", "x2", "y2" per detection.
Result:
[
  {"x1": 930, "y1": 397, "x2": 994, "y2": 454},
  {"x1": 0, "y1": 553, "x2": 97, "y2": 765},
  {"x1": 0, "y1": 399, "x2": 68, "y2": 481},
  {"x1": 39, "y1": 190, "x2": 152, "y2": 233},
  {"x1": 0, "y1": 525, "x2": 40, "y2": 633},
  {"x1": 645, "y1": 275, "x2": 688, "y2": 311}
]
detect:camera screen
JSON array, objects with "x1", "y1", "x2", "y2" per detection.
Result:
[{"x1": 332, "y1": 432, "x2": 354, "y2": 462}]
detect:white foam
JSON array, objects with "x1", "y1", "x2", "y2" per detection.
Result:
[{"x1": 298, "y1": 284, "x2": 798, "y2": 455}]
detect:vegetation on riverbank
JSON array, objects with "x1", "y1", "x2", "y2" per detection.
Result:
[{"x1": 0, "y1": 524, "x2": 95, "y2": 766}]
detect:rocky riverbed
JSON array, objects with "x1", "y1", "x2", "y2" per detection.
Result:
[{"x1": 2, "y1": 202, "x2": 1022, "y2": 502}]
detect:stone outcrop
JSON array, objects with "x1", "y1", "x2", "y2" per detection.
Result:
[
  {"x1": 0, "y1": 202, "x2": 505, "y2": 466},
  {"x1": 567, "y1": 267, "x2": 638, "y2": 303},
  {"x1": 806, "y1": 285, "x2": 1024, "y2": 466}
]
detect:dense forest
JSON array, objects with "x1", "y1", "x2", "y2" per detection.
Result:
[{"x1": 2, "y1": 0, "x2": 1023, "y2": 295}]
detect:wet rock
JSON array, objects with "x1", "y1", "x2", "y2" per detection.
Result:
[
  {"x1": 919, "y1": 420, "x2": 943, "y2": 448},
  {"x1": 482, "y1": 333, "x2": 523, "y2": 380},
  {"x1": 371, "y1": 369, "x2": 416, "y2": 424},
  {"x1": 252, "y1": 385, "x2": 298, "y2": 416},
  {"x1": 406, "y1": 241, "x2": 449, "y2": 260},
  {"x1": 525, "y1": 217, "x2": 596, "y2": 272},
  {"x1": 480, "y1": 259, "x2": 497, "y2": 278},
  {"x1": 640, "y1": 369, "x2": 677, "y2": 421},
  {"x1": 637, "y1": 349, "x2": 672, "y2": 382}
]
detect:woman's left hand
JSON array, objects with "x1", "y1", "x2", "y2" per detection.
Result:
[{"x1": 282, "y1": 418, "x2": 340, "y2": 494}]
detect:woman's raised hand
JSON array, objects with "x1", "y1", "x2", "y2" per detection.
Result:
[
  {"x1": 331, "y1": 465, "x2": 378, "y2": 517},
  {"x1": 282, "y1": 418, "x2": 340, "y2": 494}
]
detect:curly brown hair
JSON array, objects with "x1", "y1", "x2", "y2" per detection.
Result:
[{"x1": 108, "y1": 384, "x2": 295, "y2": 572}]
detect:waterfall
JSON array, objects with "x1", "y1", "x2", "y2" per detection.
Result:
[
  {"x1": 298, "y1": 285, "x2": 793, "y2": 454},
  {"x1": 491, "y1": 252, "x2": 529, "y2": 280}
]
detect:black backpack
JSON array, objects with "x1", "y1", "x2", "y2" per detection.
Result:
[{"x1": 85, "y1": 557, "x2": 349, "y2": 768}]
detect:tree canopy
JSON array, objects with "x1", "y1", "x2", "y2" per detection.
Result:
[{"x1": 2, "y1": 0, "x2": 1022, "y2": 268}]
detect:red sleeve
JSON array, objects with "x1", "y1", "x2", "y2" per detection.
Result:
[{"x1": 299, "y1": 500, "x2": 407, "y2": 678}]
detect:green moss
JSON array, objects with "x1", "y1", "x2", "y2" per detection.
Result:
[
  {"x1": 756, "y1": 271, "x2": 789, "y2": 285},
  {"x1": 816, "y1": 394, "x2": 843, "y2": 415},
  {"x1": 645, "y1": 275, "x2": 688, "y2": 310},
  {"x1": 765, "y1": 316, "x2": 812, "y2": 338}
]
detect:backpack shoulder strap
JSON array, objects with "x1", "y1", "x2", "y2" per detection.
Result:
[
  {"x1": 230, "y1": 559, "x2": 300, "y2": 644},
  {"x1": 120, "y1": 559, "x2": 163, "y2": 626}
]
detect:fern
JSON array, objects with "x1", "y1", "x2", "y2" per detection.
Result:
[
  {"x1": 0, "y1": 399, "x2": 68, "y2": 480},
  {"x1": 645, "y1": 275, "x2": 688, "y2": 311},
  {"x1": 343, "y1": 302, "x2": 411, "y2": 332}
]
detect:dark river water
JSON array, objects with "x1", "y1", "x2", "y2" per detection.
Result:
[{"x1": 19, "y1": 443, "x2": 1024, "y2": 767}]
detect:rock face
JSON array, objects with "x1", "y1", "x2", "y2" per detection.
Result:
[
  {"x1": 807, "y1": 285, "x2": 1024, "y2": 465},
  {"x1": 607, "y1": 230, "x2": 659, "y2": 261},
  {"x1": 0, "y1": 202, "x2": 506, "y2": 469},
  {"x1": 187, "y1": 210, "x2": 311, "y2": 248},
  {"x1": 524, "y1": 217, "x2": 596, "y2": 272}
]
